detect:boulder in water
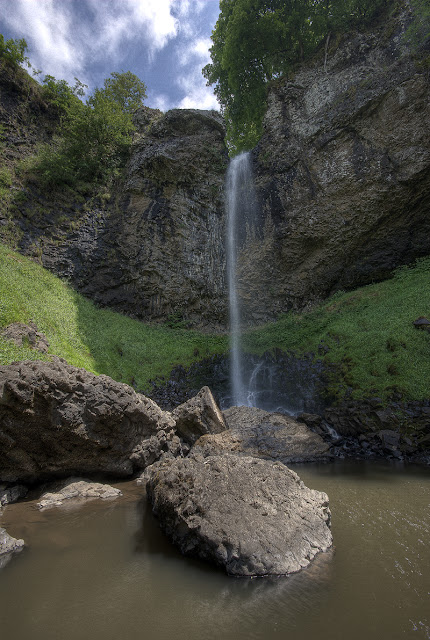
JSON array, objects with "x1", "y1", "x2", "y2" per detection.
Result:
[
  {"x1": 37, "y1": 478, "x2": 122, "y2": 509},
  {"x1": 0, "y1": 359, "x2": 181, "y2": 483},
  {"x1": 145, "y1": 453, "x2": 332, "y2": 576}
]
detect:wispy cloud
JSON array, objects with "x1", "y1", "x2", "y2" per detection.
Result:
[
  {"x1": 176, "y1": 37, "x2": 219, "y2": 110},
  {"x1": 0, "y1": 0, "x2": 219, "y2": 110},
  {"x1": 1, "y1": 0, "x2": 183, "y2": 86}
]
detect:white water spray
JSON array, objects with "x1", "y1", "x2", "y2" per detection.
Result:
[{"x1": 225, "y1": 151, "x2": 257, "y2": 406}]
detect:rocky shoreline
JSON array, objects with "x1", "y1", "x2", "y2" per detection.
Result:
[{"x1": 1, "y1": 359, "x2": 428, "y2": 575}]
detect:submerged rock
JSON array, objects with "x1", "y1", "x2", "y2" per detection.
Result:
[
  {"x1": 0, "y1": 359, "x2": 181, "y2": 483},
  {"x1": 0, "y1": 527, "x2": 24, "y2": 569},
  {"x1": 37, "y1": 478, "x2": 122, "y2": 509},
  {"x1": 145, "y1": 454, "x2": 332, "y2": 576},
  {"x1": 193, "y1": 406, "x2": 331, "y2": 463},
  {"x1": 172, "y1": 386, "x2": 227, "y2": 445},
  {"x1": 0, "y1": 484, "x2": 28, "y2": 507}
]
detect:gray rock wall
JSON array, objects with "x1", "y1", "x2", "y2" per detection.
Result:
[
  {"x1": 40, "y1": 109, "x2": 228, "y2": 328},
  {"x1": 239, "y1": 5, "x2": 430, "y2": 323}
]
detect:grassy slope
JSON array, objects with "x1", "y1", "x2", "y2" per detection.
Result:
[
  {"x1": 0, "y1": 243, "x2": 227, "y2": 392},
  {"x1": 1, "y1": 242, "x2": 429, "y2": 404},
  {"x1": 244, "y1": 258, "x2": 430, "y2": 403}
]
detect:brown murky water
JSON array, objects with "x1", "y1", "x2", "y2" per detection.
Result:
[{"x1": 0, "y1": 461, "x2": 429, "y2": 640}]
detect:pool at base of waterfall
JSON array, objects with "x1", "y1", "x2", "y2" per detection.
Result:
[{"x1": 0, "y1": 461, "x2": 429, "y2": 640}]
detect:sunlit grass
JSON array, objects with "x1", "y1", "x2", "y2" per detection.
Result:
[
  {"x1": 0, "y1": 243, "x2": 227, "y2": 391},
  {"x1": 1, "y1": 241, "x2": 429, "y2": 403},
  {"x1": 244, "y1": 258, "x2": 430, "y2": 401}
]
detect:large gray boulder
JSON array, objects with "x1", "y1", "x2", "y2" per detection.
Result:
[
  {"x1": 0, "y1": 359, "x2": 182, "y2": 483},
  {"x1": 193, "y1": 406, "x2": 331, "y2": 463},
  {"x1": 172, "y1": 386, "x2": 227, "y2": 445},
  {"x1": 145, "y1": 453, "x2": 332, "y2": 576}
]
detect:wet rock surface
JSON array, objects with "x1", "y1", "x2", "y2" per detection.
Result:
[
  {"x1": 145, "y1": 453, "x2": 332, "y2": 576},
  {"x1": 193, "y1": 406, "x2": 331, "y2": 463},
  {"x1": 0, "y1": 527, "x2": 24, "y2": 569},
  {"x1": 0, "y1": 359, "x2": 182, "y2": 483},
  {"x1": 36, "y1": 478, "x2": 122, "y2": 509}
]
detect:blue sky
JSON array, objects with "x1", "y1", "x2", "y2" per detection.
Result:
[{"x1": 0, "y1": 0, "x2": 221, "y2": 111}]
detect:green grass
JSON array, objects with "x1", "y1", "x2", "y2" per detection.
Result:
[
  {"x1": 244, "y1": 258, "x2": 430, "y2": 402},
  {"x1": 1, "y1": 240, "x2": 429, "y2": 404},
  {"x1": 0, "y1": 243, "x2": 227, "y2": 391}
]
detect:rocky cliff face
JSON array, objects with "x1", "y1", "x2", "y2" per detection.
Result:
[
  {"x1": 1, "y1": 4, "x2": 429, "y2": 330},
  {"x1": 0, "y1": 87, "x2": 228, "y2": 328},
  {"x1": 238, "y1": 4, "x2": 430, "y2": 322},
  {"x1": 40, "y1": 108, "x2": 228, "y2": 327}
]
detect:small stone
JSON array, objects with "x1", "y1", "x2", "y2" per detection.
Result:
[
  {"x1": 36, "y1": 478, "x2": 122, "y2": 509},
  {"x1": 413, "y1": 317, "x2": 430, "y2": 330}
]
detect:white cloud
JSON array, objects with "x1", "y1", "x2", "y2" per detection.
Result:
[
  {"x1": 2, "y1": 0, "x2": 85, "y2": 81},
  {"x1": 152, "y1": 93, "x2": 173, "y2": 112},
  {"x1": 0, "y1": 0, "x2": 187, "y2": 87},
  {"x1": 0, "y1": 0, "x2": 219, "y2": 109},
  {"x1": 175, "y1": 35, "x2": 219, "y2": 110},
  {"x1": 177, "y1": 73, "x2": 219, "y2": 110}
]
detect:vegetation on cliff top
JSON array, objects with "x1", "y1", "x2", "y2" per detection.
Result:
[
  {"x1": 0, "y1": 35, "x2": 147, "y2": 190},
  {"x1": 0, "y1": 243, "x2": 227, "y2": 392},
  {"x1": 203, "y1": 0, "x2": 427, "y2": 152}
]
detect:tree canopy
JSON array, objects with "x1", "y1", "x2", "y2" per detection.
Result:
[
  {"x1": 0, "y1": 34, "x2": 29, "y2": 66},
  {"x1": 37, "y1": 71, "x2": 147, "y2": 187},
  {"x1": 203, "y1": 0, "x2": 393, "y2": 152}
]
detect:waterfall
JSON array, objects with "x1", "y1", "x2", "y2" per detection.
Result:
[{"x1": 225, "y1": 151, "x2": 257, "y2": 406}]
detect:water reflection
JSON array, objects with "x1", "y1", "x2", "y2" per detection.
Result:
[{"x1": 0, "y1": 463, "x2": 429, "y2": 640}]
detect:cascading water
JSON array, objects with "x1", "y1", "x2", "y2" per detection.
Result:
[
  {"x1": 224, "y1": 152, "x2": 321, "y2": 414},
  {"x1": 225, "y1": 151, "x2": 257, "y2": 406}
]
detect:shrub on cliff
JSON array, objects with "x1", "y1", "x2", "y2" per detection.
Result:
[
  {"x1": 0, "y1": 34, "x2": 29, "y2": 67},
  {"x1": 35, "y1": 71, "x2": 147, "y2": 188},
  {"x1": 203, "y1": 0, "x2": 397, "y2": 152}
]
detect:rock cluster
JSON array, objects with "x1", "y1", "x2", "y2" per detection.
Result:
[
  {"x1": 0, "y1": 359, "x2": 181, "y2": 483},
  {"x1": 0, "y1": 359, "x2": 334, "y2": 576},
  {"x1": 145, "y1": 453, "x2": 332, "y2": 576}
]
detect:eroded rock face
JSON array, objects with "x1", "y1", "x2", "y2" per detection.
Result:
[
  {"x1": 172, "y1": 386, "x2": 227, "y2": 445},
  {"x1": 0, "y1": 359, "x2": 181, "y2": 483},
  {"x1": 239, "y1": 7, "x2": 430, "y2": 323},
  {"x1": 26, "y1": 108, "x2": 228, "y2": 328},
  {"x1": 145, "y1": 454, "x2": 332, "y2": 576},
  {"x1": 193, "y1": 406, "x2": 331, "y2": 463}
]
